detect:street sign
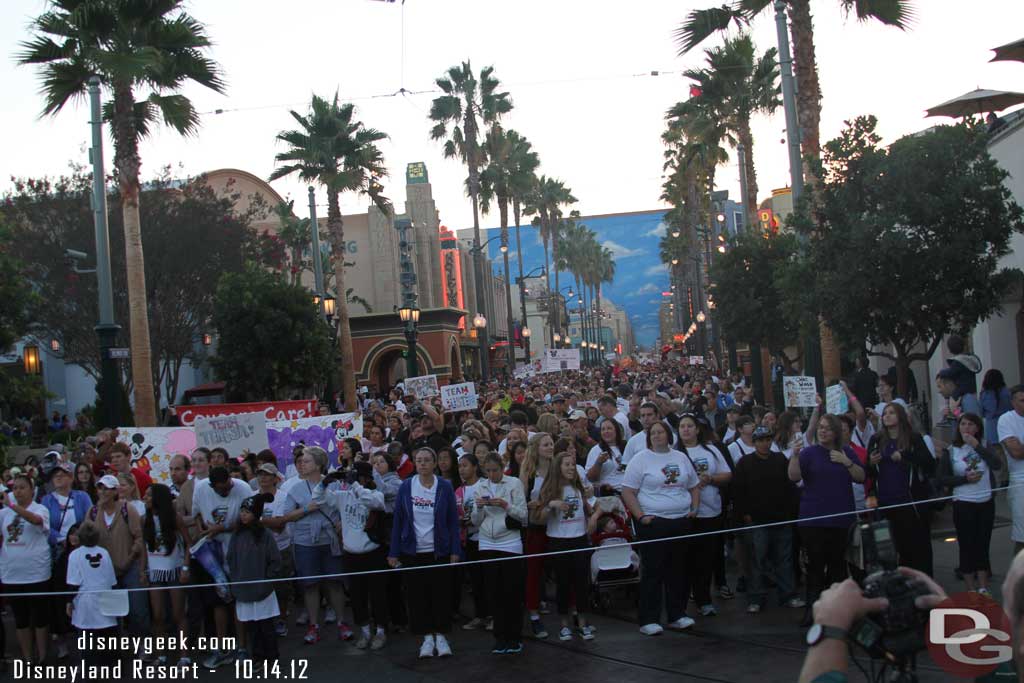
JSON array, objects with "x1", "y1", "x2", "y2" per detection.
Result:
[{"x1": 108, "y1": 347, "x2": 130, "y2": 359}]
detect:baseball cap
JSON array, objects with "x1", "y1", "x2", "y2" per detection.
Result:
[
  {"x1": 752, "y1": 426, "x2": 773, "y2": 441},
  {"x1": 256, "y1": 463, "x2": 280, "y2": 477},
  {"x1": 568, "y1": 410, "x2": 587, "y2": 420},
  {"x1": 53, "y1": 462, "x2": 75, "y2": 476},
  {"x1": 97, "y1": 474, "x2": 119, "y2": 489},
  {"x1": 552, "y1": 394, "x2": 566, "y2": 402}
]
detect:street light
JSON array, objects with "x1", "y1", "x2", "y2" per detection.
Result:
[
  {"x1": 23, "y1": 345, "x2": 41, "y2": 375},
  {"x1": 671, "y1": 257, "x2": 679, "y2": 265},
  {"x1": 671, "y1": 229, "x2": 681, "y2": 238},
  {"x1": 312, "y1": 293, "x2": 322, "y2": 309},
  {"x1": 398, "y1": 304, "x2": 421, "y2": 380},
  {"x1": 202, "y1": 333, "x2": 213, "y2": 346},
  {"x1": 553, "y1": 332, "x2": 561, "y2": 343},
  {"x1": 50, "y1": 339, "x2": 60, "y2": 353},
  {"x1": 323, "y1": 295, "x2": 337, "y2": 320},
  {"x1": 398, "y1": 305, "x2": 421, "y2": 324},
  {"x1": 717, "y1": 245, "x2": 726, "y2": 254},
  {"x1": 716, "y1": 213, "x2": 726, "y2": 223},
  {"x1": 522, "y1": 327, "x2": 531, "y2": 339},
  {"x1": 697, "y1": 311, "x2": 706, "y2": 323},
  {"x1": 473, "y1": 313, "x2": 487, "y2": 329}
]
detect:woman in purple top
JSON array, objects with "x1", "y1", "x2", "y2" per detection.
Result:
[
  {"x1": 867, "y1": 402, "x2": 935, "y2": 575},
  {"x1": 788, "y1": 414, "x2": 865, "y2": 610}
]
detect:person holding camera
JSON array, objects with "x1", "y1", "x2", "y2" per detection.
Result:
[{"x1": 585, "y1": 418, "x2": 628, "y2": 494}]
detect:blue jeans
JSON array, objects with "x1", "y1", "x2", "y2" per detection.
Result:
[
  {"x1": 117, "y1": 563, "x2": 150, "y2": 638},
  {"x1": 747, "y1": 526, "x2": 795, "y2": 607}
]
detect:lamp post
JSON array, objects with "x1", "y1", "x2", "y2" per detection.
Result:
[
  {"x1": 515, "y1": 265, "x2": 546, "y2": 364},
  {"x1": 395, "y1": 218, "x2": 420, "y2": 381},
  {"x1": 308, "y1": 187, "x2": 326, "y2": 316},
  {"x1": 23, "y1": 345, "x2": 41, "y2": 375},
  {"x1": 469, "y1": 234, "x2": 508, "y2": 383},
  {"x1": 398, "y1": 304, "x2": 420, "y2": 380}
]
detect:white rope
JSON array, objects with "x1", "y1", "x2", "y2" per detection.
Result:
[{"x1": 6, "y1": 481, "x2": 1021, "y2": 599}]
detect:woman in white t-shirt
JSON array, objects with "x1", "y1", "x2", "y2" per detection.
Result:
[
  {"x1": 0, "y1": 473, "x2": 52, "y2": 663},
  {"x1": 585, "y1": 419, "x2": 628, "y2": 495},
  {"x1": 727, "y1": 416, "x2": 757, "y2": 464},
  {"x1": 537, "y1": 452, "x2": 599, "y2": 642},
  {"x1": 621, "y1": 421, "x2": 700, "y2": 636},
  {"x1": 142, "y1": 483, "x2": 190, "y2": 664},
  {"x1": 937, "y1": 414, "x2": 1002, "y2": 596},
  {"x1": 117, "y1": 472, "x2": 145, "y2": 518}
]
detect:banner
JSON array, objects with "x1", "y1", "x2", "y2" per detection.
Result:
[
  {"x1": 194, "y1": 411, "x2": 270, "y2": 456},
  {"x1": 174, "y1": 399, "x2": 318, "y2": 427},
  {"x1": 440, "y1": 382, "x2": 478, "y2": 412},
  {"x1": 404, "y1": 374, "x2": 440, "y2": 399},
  {"x1": 513, "y1": 364, "x2": 537, "y2": 380},
  {"x1": 826, "y1": 384, "x2": 849, "y2": 415},
  {"x1": 265, "y1": 412, "x2": 363, "y2": 470},
  {"x1": 688, "y1": 355, "x2": 704, "y2": 366},
  {"x1": 783, "y1": 376, "x2": 818, "y2": 408},
  {"x1": 116, "y1": 427, "x2": 197, "y2": 485},
  {"x1": 541, "y1": 349, "x2": 580, "y2": 373}
]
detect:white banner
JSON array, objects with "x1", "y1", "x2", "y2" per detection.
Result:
[
  {"x1": 688, "y1": 355, "x2": 704, "y2": 366},
  {"x1": 514, "y1": 364, "x2": 537, "y2": 380},
  {"x1": 404, "y1": 374, "x2": 440, "y2": 399},
  {"x1": 116, "y1": 427, "x2": 197, "y2": 485},
  {"x1": 784, "y1": 376, "x2": 819, "y2": 408},
  {"x1": 826, "y1": 384, "x2": 849, "y2": 415},
  {"x1": 541, "y1": 348, "x2": 580, "y2": 373},
  {"x1": 441, "y1": 382, "x2": 478, "y2": 412},
  {"x1": 194, "y1": 411, "x2": 270, "y2": 456}
]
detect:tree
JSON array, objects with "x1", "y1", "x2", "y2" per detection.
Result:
[
  {"x1": 807, "y1": 116, "x2": 1024, "y2": 394},
  {"x1": 270, "y1": 93, "x2": 390, "y2": 412},
  {"x1": 505, "y1": 133, "x2": 541, "y2": 320},
  {"x1": 19, "y1": 0, "x2": 226, "y2": 426},
  {"x1": 525, "y1": 176, "x2": 577, "y2": 339},
  {"x1": 0, "y1": 218, "x2": 46, "y2": 419},
  {"x1": 211, "y1": 267, "x2": 334, "y2": 402}
]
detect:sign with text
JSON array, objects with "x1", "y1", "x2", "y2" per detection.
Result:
[
  {"x1": 194, "y1": 411, "x2": 270, "y2": 456},
  {"x1": 783, "y1": 376, "x2": 818, "y2": 408},
  {"x1": 174, "y1": 399, "x2": 318, "y2": 427},
  {"x1": 541, "y1": 349, "x2": 580, "y2": 373},
  {"x1": 440, "y1": 382, "x2": 478, "y2": 412},
  {"x1": 265, "y1": 412, "x2": 363, "y2": 470},
  {"x1": 826, "y1": 384, "x2": 849, "y2": 415},
  {"x1": 688, "y1": 355, "x2": 704, "y2": 366},
  {"x1": 404, "y1": 374, "x2": 440, "y2": 399},
  {"x1": 116, "y1": 427, "x2": 197, "y2": 485},
  {"x1": 514, "y1": 364, "x2": 537, "y2": 380}
]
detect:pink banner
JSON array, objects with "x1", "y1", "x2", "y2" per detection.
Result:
[{"x1": 174, "y1": 400, "x2": 319, "y2": 427}]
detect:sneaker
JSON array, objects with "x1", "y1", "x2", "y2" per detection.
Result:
[
  {"x1": 370, "y1": 631, "x2": 387, "y2": 651},
  {"x1": 667, "y1": 616, "x2": 695, "y2": 630},
  {"x1": 558, "y1": 626, "x2": 573, "y2": 641},
  {"x1": 235, "y1": 648, "x2": 249, "y2": 662},
  {"x1": 201, "y1": 650, "x2": 234, "y2": 670},
  {"x1": 506, "y1": 642, "x2": 523, "y2": 654},
  {"x1": 56, "y1": 641, "x2": 69, "y2": 660},
  {"x1": 338, "y1": 623, "x2": 354, "y2": 641},
  {"x1": 639, "y1": 623, "x2": 664, "y2": 636},
  {"x1": 539, "y1": 601, "x2": 551, "y2": 615},
  {"x1": 747, "y1": 603, "x2": 762, "y2": 614},
  {"x1": 491, "y1": 642, "x2": 509, "y2": 655},
  {"x1": 178, "y1": 657, "x2": 192, "y2": 668},
  {"x1": 718, "y1": 585, "x2": 735, "y2": 600},
  {"x1": 157, "y1": 656, "x2": 168, "y2": 665},
  {"x1": 530, "y1": 618, "x2": 548, "y2": 639},
  {"x1": 303, "y1": 624, "x2": 321, "y2": 645},
  {"x1": 296, "y1": 608, "x2": 309, "y2": 626},
  {"x1": 462, "y1": 617, "x2": 486, "y2": 630},
  {"x1": 355, "y1": 635, "x2": 370, "y2": 650},
  {"x1": 785, "y1": 597, "x2": 807, "y2": 609},
  {"x1": 274, "y1": 619, "x2": 288, "y2": 637},
  {"x1": 435, "y1": 634, "x2": 452, "y2": 657},
  {"x1": 324, "y1": 607, "x2": 338, "y2": 624},
  {"x1": 578, "y1": 626, "x2": 595, "y2": 641},
  {"x1": 699, "y1": 604, "x2": 717, "y2": 617},
  {"x1": 485, "y1": 617, "x2": 494, "y2": 631},
  {"x1": 418, "y1": 635, "x2": 435, "y2": 659}
]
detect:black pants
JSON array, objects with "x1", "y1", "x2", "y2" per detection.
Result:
[
  {"x1": 465, "y1": 540, "x2": 490, "y2": 619},
  {"x1": 689, "y1": 516, "x2": 721, "y2": 606},
  {"x1": 344, "y1": 548, "x2": 389, "y2": 628},
  {"x1": 546, "y1": 536, "x2": 590, "y2": 616},
  {"x1": 6, "y1": 581, "x2": 51, "y2": 629},
  {"x1": 636, "y1": 517, "x2": 691, "y2": 625},
  {"x1": 953, "y1": 499, "x2": 995, "y2": 574},
  {"x1": 799, "y1": 526, "x2": 849, "y2": 602},
  {"x1": 480, "y1": 550, "x2": 525, "y2": 644},
  {"x1": 885, "y1": 506, "x2": 933, "y2": 576},
  {"x1": 244, "y1": 617, "x2": 279, "y2": 662},
  {"x1": 402, "y1": 554, "x2": 454, "y2": 635},
  {"x1": 386, "y1": 571, "x2": 407, "y2": 628}
]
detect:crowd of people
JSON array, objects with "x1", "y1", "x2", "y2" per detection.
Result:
[{"x1": 0, "y1": 353, "x2": 1021, "y2": 674}]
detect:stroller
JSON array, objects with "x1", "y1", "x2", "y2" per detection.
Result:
[{"x1": 588, "y1": 496, "x2": 640, "y2": 613}]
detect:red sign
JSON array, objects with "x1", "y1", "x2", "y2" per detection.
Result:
[
  {"x1": 661, "y1": 291, "x2": 673, "y2": 297},
  {"x1": 174, "y1": 400, "x2": 319, "y2": 427}
]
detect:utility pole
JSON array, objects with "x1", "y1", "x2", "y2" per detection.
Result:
[
  {"x1": 501, "y1": 229, "x2": 516, "y2": 373},
  {"x1": 88, "y1": 77, "x2": 122, "y2": 428},
  {"x1": 396, "y1": 219, "x2": 419, "y2": 380},
  {"x1": 308, "y1": 187, "x2": 325, "y2": 312}
]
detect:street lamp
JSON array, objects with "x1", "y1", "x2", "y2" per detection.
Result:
[
  {"x1": 522, "y1": 327, "x2": 531, "y2": 339},
  {"x1": 473, "y1": 313, "x2": 487, "y2": 330},
  {"x1": 312, "y1": 293, "x2": 322, "y2": 309},
  {"x1": 697, "y1": 311, "x2": 706, "y2": 323},
  {"x1": 323, "y1": 295, "x2": 337, "y2": 320},
  {"x1": 202, "y1": 333, "x2": 213, "y2": 347},
  {"x1": 553, "y1": 332, "x2": 561, "y2": 343},
  {"x1": 717, "y1": 244, "x2": 726, "y2": 254},
  {"x1": 398, "y1": 304, "x2": 421, "y2": 380},
  {"x1": 50, "y1": 339, "x2": 60, "y2": 353},
  {"x1": 23, "y1": 345, "x2": 41, "y2": 375},
  {"x1": 671, "y1": 257, "x2": 679, "y2": 265},
  {"x1": 671, "y1": 229, "x2": 681, "y2": 238}
]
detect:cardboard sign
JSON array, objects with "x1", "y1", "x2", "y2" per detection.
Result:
[
  {"x1": 826, "y1": 384, "x2": 849, "y2": 415},
  {"x1": 116, "y1": 428, "x2": 197, "y2": 485},
  {"x1": 541, "y1": 349, "x2": 580, "y2": 373},
  {"x1": 265, "y1": 412, "x2": 363, "y2": 470},
  {"x1": 174, "y1": 399, "x2": 318, "y2": 427},
  {"x1": 513, "y1": 364, "x2": 536, "y2": 380},
  {"x1": 689, "y1": 355, "x2": 704, "y2": 366},
  {"x1": 404, "y1": 374, "x2": 440, "y2": 399},
  {"x1": 193, "y1": 411, "x2": 270, "y2": 456},
  {"x1": 783, "y1": 376, "x2": 818, "y2": 408},
  {"x1": 440, "y1": 382, "x2": 478, "y2": 412}
]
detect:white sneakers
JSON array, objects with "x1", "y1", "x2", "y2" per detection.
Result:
[
  {"x1": 666, "y1": 616, "x2": 696, "y2": 630},
  {"x1": 418, "y1": 634, "x2": 453, "y2": 658},
  {"x1": 639, "y1": 623, "x2": 664, "y2": 636}
]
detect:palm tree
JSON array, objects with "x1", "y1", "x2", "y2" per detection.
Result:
[
  {"x1": 273, "y1": 201, "x2": 313, "y2": 285},
  {"x1": 429, "y1": 61, "x2": 512, "y2": 380},
  {"x1": 505, "y1": 133, "x2": 540, "y2": 349},
  {"x1": 525, "y1": 176, "x2": 577, "y2": 344},
  {"x1": 19, "y1": 0, "x2": 225, "y2": 426},
  {"x1": 270, "y1": 93, "x2": 390, "y2": 412}
]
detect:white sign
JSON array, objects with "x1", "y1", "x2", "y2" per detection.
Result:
[
  {"x1": 688, "y1": 355, "x2": 704, "y2": 366},
  {"x1": 541, "y1": 349, "x2": 580, "y2": 373},
  {"x1": 116, "y1": 428, "x2": 197, "y2": 485},
  {"x1": 441, "y1": 382, "x2": 478, "y2": 412},
  {"x1": 194, "y1": 411, "x2": 270, "y2": 456},
  {"x1": 513, "y1": 364, "x2": 536, "y2": 380},
  {"x1": 784, "y1": 376, "x2": 818, "y2": 408},
  {"x1": 826, "y1": 384, "x2": 849, "y2": 415},
  {"x1": 404, "y1": 374, "x2": 440, "y2": 399}
]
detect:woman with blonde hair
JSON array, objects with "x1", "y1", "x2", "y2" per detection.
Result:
[
  {"x1": 536, "y1": 414, "x2": 560, "y2": 441},
  {"x1": 117, "y1": 472, "x2": 145, "y2": 518},
  {"x1": 520, "y1": 432, "x2": 555, "y2": 638}
]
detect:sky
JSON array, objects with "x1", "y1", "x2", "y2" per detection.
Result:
[{"x1": 2, "y1": 0, "x2": 1022, "y2": 346}]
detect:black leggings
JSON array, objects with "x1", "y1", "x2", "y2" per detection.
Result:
[
  {"x1": 244, "y1": 617, "x2": 279, "y2": 662},
  {"x1": 402, "y1": 554, "x2": 454, "y2": 635},
  {"x1": 689, "y1": 516, "x2": 721, "y2": 606},
  {"x1": 799, "y1": 526, "x2": 848, "y2": 602},
  {"x1": 6, "y1": 581, "x2": 51, "y2": 629},
  {"x1": 953, "y1": 499, "x2": 995, "y2": 574},
  {"x1": 343, "y1": 548, "x2": 388, "y2": 628},
  {"x1": 480, "y1": 550, "x2": 525, "y2": 644},
  {"x1": 546, "y1": 536, "x2": 590, "y2": 617},
  {"x1": 885, "y1": 506, "x2": 933, "y2": 576}
]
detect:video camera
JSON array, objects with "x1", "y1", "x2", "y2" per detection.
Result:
[{"x1": 850, "y1": 521, "x2": 932, "y2": 665}]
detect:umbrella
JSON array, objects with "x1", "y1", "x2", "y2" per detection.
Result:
[
  {"x1": 991, "y1": 37, "x2": 1024, "y2": 63},
  {"x1": 925, "y1": 88, "x2": 1024, "y2": 118}
]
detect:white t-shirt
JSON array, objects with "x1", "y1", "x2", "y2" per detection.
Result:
[
  {"x1": 458, "y1": 482, "x2": 481, "y2": 542},
  {"x1": 411, "y1": 477, "x2": 437, "y2": 554},
  {"x1": 146, "y1": 516, "x2": 187, "y2": 575},
  {"x1": 622, "y1": 426, "x2": 677, "y2": 466},
  {"x1": 728, "y1": 439, "x2": 754, "y2": 465},
  {"x1": 193, "y1": 479, "x2": 253, "y2": 547},
  {"x1": 683, "y1": 444, "x2": 729, "y2": 518},
  {"x1": 129, "y1": 500, "x2": 145, "y2": 519},
  {"x1": 622, "y1": 448, "x2": 699, "y2": 519},
  {"x1": 949, "y1": 444, "x2": 993, "y2": 503},
  {"x1": 264, "y1": 488, "x2": 292, "y2": 551},
  {"x1": 597, "y1": 412, "x2": 632, "y2": 439},
  {"x1": 585, "y1": 445, "x2": 627, "y2": 491},
  {"x1": 999, "y1": 411, "x2": 1024, "y2": 482},
  {"x1": 545, "y1": 485, "x2": 586, "y2": 539},
  {"x1": 0, "y1": 503, "x2": 52, "y2": 584},
  {"x1": 51, "y1": 493, "x2": 78, "y2": 543},
  {"x1": 66, "y1": 545, "x2": 117, "y2": 630},
  {"x1": 723, "y1": 428, "x2": 736, "y2": 444},
  {"x1": 530, "y1": 465, "x2": 590, "y2": 502}
]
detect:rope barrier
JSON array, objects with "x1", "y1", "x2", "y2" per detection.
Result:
[{"x1": 5, "y1": 480, "x2": 1020, "y2": 599}]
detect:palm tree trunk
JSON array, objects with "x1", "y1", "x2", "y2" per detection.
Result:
[
  {"x1": 499, "y1": 198, "x2": 516, "y2": 372},
  {"x1": 738, "y1": 118, "x2": 760, "y2": 229},
  {"x1": 326, "y1": 190, "x2": 357, "y2": 411},
  {"x1": 595, "y1": 284, "x2": 603, "y2": 362},
  {"x1": 112, "y1": 83, "x2": 157, "y2": 426},
  {"x1": 552, "y1": 221, "x2": 560, "y2": 340},
  {"x1": 470, "y1": 172, "x2": 490, "y2": 381},
  {"x1": 513, "y1": 198, "x2": 529, "y2": 360}
]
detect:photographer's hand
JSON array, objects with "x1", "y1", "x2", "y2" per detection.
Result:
[
  {"x1": 799, "y1": 579, "x2": 889, "y2": 683},
  {"x1": 896, "y1": 566, "x2": 948, "y2": 610}
]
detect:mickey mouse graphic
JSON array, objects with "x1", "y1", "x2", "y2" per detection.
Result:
[
  {"x1": 129, "y1": 433, "x2": 154, "y2": 474},
  {"x1": 562, "y1": 495, "x2": 581, "y2": 520},
  {"x1": 85, "y1": 552, "x2": 103, "y2": 569},
  {"x1": 6, "y1": 517, "x2": 24, "y2": 543},
  {"x1": 661, "y1": 463, "x2": 681, "y2": 486},
  {"x1": 331, "y1": 418, "x2": 355, "y2": 441}
]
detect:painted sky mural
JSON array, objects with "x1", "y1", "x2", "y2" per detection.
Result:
[{"x1": 484, "y1": 209, "x2": 670, "y2": 348}]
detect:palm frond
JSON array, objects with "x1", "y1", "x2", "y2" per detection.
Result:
[{"x1": 674, "y1": 5, "x2": 745, "y2": 54}]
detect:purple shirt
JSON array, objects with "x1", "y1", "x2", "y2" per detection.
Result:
[
  {"x1": 875, "y1": 440, "x2": 912, "y2": 506},
  {"x1": 797, "y1": 445, "x2": 857, "y2": 528}
]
